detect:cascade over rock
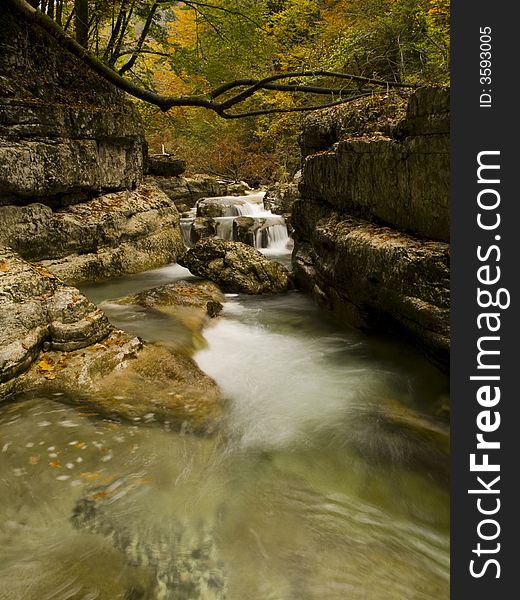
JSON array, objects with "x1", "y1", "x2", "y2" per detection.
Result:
[
  {"x1": 292, "y1": 88, "x2": 450, "y2": 368},
  {"x1": 181, "y1": 192, "x2": 290, "y2": 251},
  {"x1": 179, "y1": 239, "x2": 291, "y2": 294}
]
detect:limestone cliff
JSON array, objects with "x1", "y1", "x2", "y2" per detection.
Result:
[
  {"x1": 292, "y1": 88, "x2": 450, "y2": 368},
  {"x1": 0, "y1": 4, "x2": 184, "y2": 283}
]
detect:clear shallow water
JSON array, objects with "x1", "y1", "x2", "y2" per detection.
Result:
[{"x1": 0, "y1": 263, "x2": 449, "y2": 599}]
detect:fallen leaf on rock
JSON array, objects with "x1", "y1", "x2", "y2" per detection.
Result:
[
  {"x1": 37, "y1": 358, "x2": 54, "y2": 372},
  {"x1": 0, "y1": 260, "x2": 9, "y2": 272},
  {"x1": 49, "y1": 460, "x2": 61, "y2": 468}
]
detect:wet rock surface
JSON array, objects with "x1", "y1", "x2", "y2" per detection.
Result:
[
  {"x1": 117, "y1": 280, "x2": 225, "y2": 319},
  {"x1": 180, "y1": 238, "x2": 290, "y2": 294},
  {"x1": 232, "y1": 216, "x2": 265, "y2": 247}
]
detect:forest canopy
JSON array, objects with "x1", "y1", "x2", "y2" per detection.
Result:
[{"x1": 22, "y1": 0, "x2": 450, "y2": 182}]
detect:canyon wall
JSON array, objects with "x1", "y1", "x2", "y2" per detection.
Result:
[
  {"x1": 293, "y1": 88, "x2": 450, "y2": 368},
  {"x1": 0, "y1": 4, "x2": 184, "y2": 283}
]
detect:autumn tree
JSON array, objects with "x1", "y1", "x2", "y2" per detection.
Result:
[{"x1": 8, "y1": 0, "x2": 448, "y2": 182}]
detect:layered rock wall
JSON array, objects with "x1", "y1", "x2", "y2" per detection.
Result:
[
  {"x1": 0, "y1": 4, "x2": 146, "y2": 205},
  {"x1": 0, "y1": 5, "x2": 184, "y2": 283},
  {"x1": 293, "y1": 88, "x2": 450, "y2": 368}
]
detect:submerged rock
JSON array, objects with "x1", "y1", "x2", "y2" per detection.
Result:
[
  {"x1": 72, "y1": 486, "x2": 227, "y2": 599},
  {"x1": 179, "y1": 238, "x2": 290, "y2": 294},
  {"x1": 345, "y1": 397, "x2": 450, "y2": 485},
  {"x1": 117, "y1": 280, "x2": 225, "y2": 319}
]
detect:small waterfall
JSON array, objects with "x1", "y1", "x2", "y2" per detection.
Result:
[
  {"x1": 180, "y1": 208, "x2": 197, "y2": 246},
  {"x1": 215, "y1": 217, "x2": 235, "y2": 241},
  {"x1": 182, "y1": 191, "x2": 290, "y2": 252}
]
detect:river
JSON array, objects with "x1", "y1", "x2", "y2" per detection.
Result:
[{"x1": 0, "y1": 255, "x2": 449, "y2": 599}]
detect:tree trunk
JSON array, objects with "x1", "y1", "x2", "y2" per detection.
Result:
[{"x1": 74, "y1": 0, "x2": 88, "y2": 47}]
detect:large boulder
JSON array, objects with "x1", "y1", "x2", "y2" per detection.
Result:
[
  {"x1": 0, "y1": 3, "x2": 146, "y2": 206},
  {"x1": 0, "y1": 179, "x2": 185, "y2": 285},
  {"x1": 0, "y1": 248, "x2": 111, "y2": 385},
  {"x1": 0, "y1": 249, "x2": 221, "y2": 432},
  {"x1": 179, "y1": 239, "x2": 290, "y2": 294}
]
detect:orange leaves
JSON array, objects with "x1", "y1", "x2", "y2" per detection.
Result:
[
  {"x1": 49, "y1": 459, "x2": 62, "y2": 468},
  {"x1": 80, "y1": 472, "x2": 99, "y2": 481},
  {"x1": 37, "y1": 356, "x2": 58, "y2": 380},
  {"x1": 37, "y1": 358, "x2": 54, "y2": 372},
  {"x1": 30, "y1": 264, "x2": 56, "y2": 279},
  {"x1": 0, "y1": 260, "x2": 9, "y2": 272}
]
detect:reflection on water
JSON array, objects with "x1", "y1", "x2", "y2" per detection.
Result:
[{"x1": 0, "y1": 262, "x2": 449, "y2": 599}]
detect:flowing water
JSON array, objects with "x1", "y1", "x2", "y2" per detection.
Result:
[
  {"x1": 180, "y1": 192, "x2": 290, "y2": 253},
  {"x1": 0, "y1": 257, "x2": 449, "y2": 599}
]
